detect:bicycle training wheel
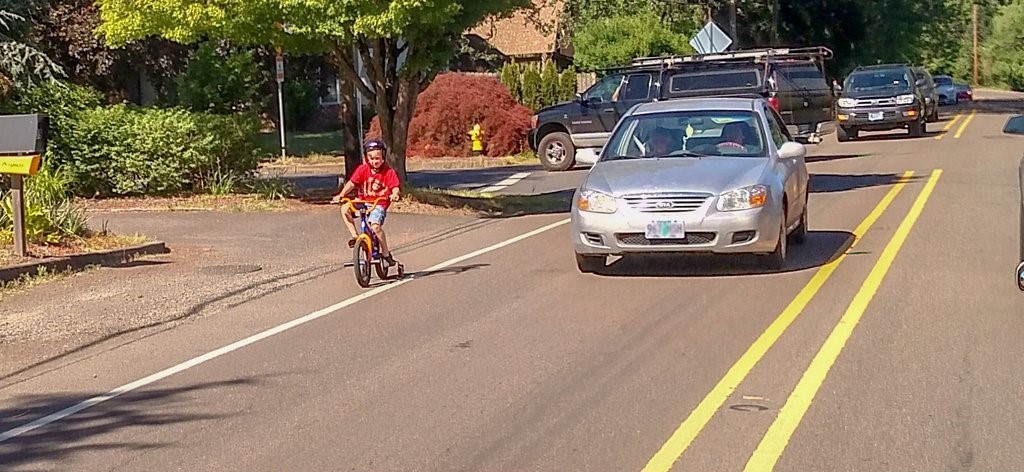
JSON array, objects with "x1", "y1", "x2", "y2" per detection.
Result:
[
  {"x1": 354, "y1": 239, "x2": 372, "y2": 287},
  {"x1": 375, "y1": 258, "x2": 389, "y2": 280}
]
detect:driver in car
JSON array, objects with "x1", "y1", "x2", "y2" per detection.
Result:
[{"x1": 718, "y1": 121, "x2": 754, "y2": 151}]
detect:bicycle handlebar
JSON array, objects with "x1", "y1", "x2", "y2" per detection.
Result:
[{"x1": 335, "y1": 196, "x2": 389, "y2": 212}]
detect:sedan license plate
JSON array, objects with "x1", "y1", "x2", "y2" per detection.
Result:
[
  {"x1": 646, "y1": 220, "x2": 684, "y2": 239},
  {"x1": 869, "y1": 111, "x2": 884, "y2": 121}
]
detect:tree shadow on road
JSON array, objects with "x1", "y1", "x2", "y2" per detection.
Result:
[
  {"x1": 590, "y1": 230, "x2": 858, "y2": 278},
  {"x1": 0, "y1": 378, "x2": 259, "y2": 469},
  {"x1": 810, "y1": 173, "x2": 925, "y2": 194}
]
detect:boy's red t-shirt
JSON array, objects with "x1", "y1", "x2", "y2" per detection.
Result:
[{"x1": 349, "y1": 163, "x2": 400, "y2": 209}]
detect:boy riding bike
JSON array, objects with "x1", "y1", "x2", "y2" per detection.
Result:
[{"x1": 331, "y1": 139, "x2": 402, "y2": 268}]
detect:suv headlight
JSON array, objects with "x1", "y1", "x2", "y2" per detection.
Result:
[
  {"x1": 837, "y1": 98, "x2": 856, "y2": 108},
  {"x1": 717, "y1": 185, "x2": 768, "y2": 212},
  {"x1": 577, "y1": 189, "x2": 617, "y2": 214},
  {"x1": 896, "y1": 94, "x2": 915, "y2": 105}
]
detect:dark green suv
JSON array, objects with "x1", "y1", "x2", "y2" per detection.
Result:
[{"x1": 835, "y1": 64, "x2": 929, "y2": 141}]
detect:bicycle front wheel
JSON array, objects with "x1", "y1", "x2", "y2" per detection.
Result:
[{"x1": 354, "y1": 238, "x2": 372, "y2": 287}]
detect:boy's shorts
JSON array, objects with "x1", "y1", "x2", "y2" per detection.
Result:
[{"x1": 365, "y1": 205, "x2": 387, "y2": 225}]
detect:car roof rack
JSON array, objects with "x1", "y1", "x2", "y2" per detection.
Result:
[{"x1": 629, "y1": 46, "x2": 834, "y2": 69}]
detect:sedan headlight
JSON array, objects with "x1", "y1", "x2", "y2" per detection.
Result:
[
  {"x1": 717, "y1": 185, "x2": 768, "y2": 212},
  {"x1": 837, "y1": 98, "x2": 856, "y2": 108},
  {"x1": 896, "y1": 94, "x2": 915, "y2": 105},
  {"x1": 578, "y1": 189, "x2": 617, "y2": 214}
]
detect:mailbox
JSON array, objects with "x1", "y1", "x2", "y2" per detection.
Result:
[
  {"x1": 0, "y1": 114, "x2": 47, "y2": 176},
  {"x1": 0, "y1": 113, "x2": 48, "y2": 155}
]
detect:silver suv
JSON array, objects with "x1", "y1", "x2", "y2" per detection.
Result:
[{"x1": 570, "y1": 97, "x2": 810, "y2": 273}]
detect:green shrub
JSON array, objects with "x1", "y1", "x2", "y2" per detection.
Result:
[
  {"x1": 0, "y1": 167, "x2": 89, "y2": 244},
  {"x1": 0, "y1": 81, "x2": 104, "y2": 171},
  {"x1": 559, "y1": 66, "x2": 578, "y2": 101},
  {"x1": 283, "y1": 79, "x2": 319, "y2": 131},
  {"x1": 65, "y1": 105, "x2": 261, "y2": 196},
  {"x1": 173, "y1": 42, "x2": 266, "y2": 114}
]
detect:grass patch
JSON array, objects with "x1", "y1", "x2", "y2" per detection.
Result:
[
  {"x1": 257, "y1": 130, "x2": 343, "y2": 158},
  {"x1": 80, "y1": 194, "x2": 291, "y2": 213},
  {"x1": 0, "y1": 232, "x2": 151, "y2": 267},
  {"x1": 404, "y1": 186, "x2": 570, "y2": 217},
  {"x1": 0, "y1": 265, "x2": 100, "y2": 300}
]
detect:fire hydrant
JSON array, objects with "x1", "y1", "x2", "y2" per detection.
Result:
[{"x1": 469, "y1": 123, "x2": 485, "y2": 156}]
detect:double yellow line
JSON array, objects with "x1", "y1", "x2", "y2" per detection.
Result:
[
  {"x1": 935, "y1": 110, "x2": 976, "y2": 140},
  {"x1": 641, "y1": 169, "x2": 943, "y2": 472}
]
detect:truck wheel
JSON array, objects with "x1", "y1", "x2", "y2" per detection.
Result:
[
  {"x1": 837, "y1": 126, "x2": 856, "y2": 142},
  {"x1": 909, "y1": 119, "x2": 924, "y2": 137},
  {"x1": 538, "y1": 132, "x2": 576, "y2": 171}
]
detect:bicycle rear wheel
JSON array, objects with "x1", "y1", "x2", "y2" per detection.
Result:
[{"x1": 354, "y1": 238, "x2": 372, "y2": 287}]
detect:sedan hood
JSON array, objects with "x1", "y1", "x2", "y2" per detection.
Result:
[{"x1": 585, "y1": 157, "x2": 769, "y2": 196}]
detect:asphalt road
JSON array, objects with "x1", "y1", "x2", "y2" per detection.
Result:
[{"x1": 2, "y1": 94, "x2": 1024, "y2": 471}]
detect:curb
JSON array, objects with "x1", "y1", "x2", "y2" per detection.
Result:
[{"x1": 0, "y1": 242, "x2": 171, "y2": 284}]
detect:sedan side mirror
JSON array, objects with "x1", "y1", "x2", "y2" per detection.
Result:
[
  {"x1": 779, "y1": 141, "x2": 807, "y2": 160},
  {"x1": 1003, "y1": 115, "x2": 1024, "y2": 135}
]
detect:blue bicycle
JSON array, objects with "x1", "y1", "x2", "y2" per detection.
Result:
[{"x1": 339, "y1": 197, "x2": 404, "y2": 287}]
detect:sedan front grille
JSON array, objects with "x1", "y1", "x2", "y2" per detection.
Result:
[
  {"x1": 617, "y1": 232, "x2": 716, "y2": 246},
  {"x1": 622, "y1": 192, "x2": 712, "y2": 213}
]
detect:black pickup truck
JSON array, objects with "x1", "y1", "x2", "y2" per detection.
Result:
[{"x1": 527, "y1": 47, "x2": 837, "y2": 171}]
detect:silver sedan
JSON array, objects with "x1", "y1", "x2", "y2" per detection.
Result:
[{"x1": 571, "y1": 97, "x2": 810, "y2": 273}]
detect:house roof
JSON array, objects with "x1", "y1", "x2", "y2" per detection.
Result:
[{"x1": 467, "y1": 0, "x2": 567, "y2": 58}]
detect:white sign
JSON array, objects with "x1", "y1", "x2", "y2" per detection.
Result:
[
  {"x1": 689, "y1": 21, "x2": 733, "y2": 54},
  {"x1": 275, "y1": 55, "x2": 285, "y2": 82}
]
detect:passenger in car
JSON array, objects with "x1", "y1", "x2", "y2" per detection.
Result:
[{"x1": 647, "y1": 127, "x2": 679, "y2": 156}]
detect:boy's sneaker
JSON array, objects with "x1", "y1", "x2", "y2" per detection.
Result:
[
  {"x1": 347, "y1": 238, "x2": 356, "y2": 248},
  {"x1": 383, "y1": 253, "x2": 397, "y2": 267}
]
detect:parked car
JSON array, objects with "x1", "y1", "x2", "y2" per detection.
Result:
[
  {"x1": 834, "y1": 63, "x2": 930, "y2": 141},
  {"x1": 912, "y1": 66, "x2": 940, "y2": 121},
  {"x1": 1006, "y1": 115, "x2": 1024, "y2": 291},
  {"x1": 956, "y1": 82, "x2": 974, "y2": 101},
  {"x1": 570, "y1": 96, "x2": 809, "y2": 273},
  {"x1": 528, "y1": 46, "x2": 835, "y2": 171},
  {"x1": 933, "y1": 74, "x2": 959, "y2": 105}
]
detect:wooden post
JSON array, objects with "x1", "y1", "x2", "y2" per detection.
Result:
[
  {"x1": 973, "y1": 3, "x2": 979, "y2": 87},
  {"x1": 10, "y1": 174, "x2": 26, "y2": 256}
]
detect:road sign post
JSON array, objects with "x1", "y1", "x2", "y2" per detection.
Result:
[{"x1": 276, "y1": 50, "x2": 287, "y2": 158}]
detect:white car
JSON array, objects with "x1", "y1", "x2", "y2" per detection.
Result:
[{"x1": 571, "y1": 97, "x2": 810, "y2": 273}]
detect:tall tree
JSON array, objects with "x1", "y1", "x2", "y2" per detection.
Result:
[
  {"x1": 96, "y1": 0, "x2": 533, "y2": 182},
  {"x1": 0, "y1": 10, "x2": 62, "y2": 95}
]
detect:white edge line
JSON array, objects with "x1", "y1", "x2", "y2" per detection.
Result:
[
  {"x1": 0, "y1": 217, "x2": 571, "y2": 443},
  {"x1": 476, "y1": 172, "x2": 532, "y2": 193}
]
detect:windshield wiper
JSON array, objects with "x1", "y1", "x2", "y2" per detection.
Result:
[
  {"x1": 602, "y1": 154, "x2": 646, "y2": 161},
  {"x1": 663, "y1": 150, "x2": 706, "y2": 158}
]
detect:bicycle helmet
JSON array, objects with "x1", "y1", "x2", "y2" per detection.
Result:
[{"x1": 363, "y1": 139, "x2": 387, "y2": 154}]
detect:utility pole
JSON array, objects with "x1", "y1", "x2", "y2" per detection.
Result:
[
  {"x1": 973, "y1": 3, "x2": 979, "y2": 87},
  {"x1": 771, "y1": 0, "x2": 780, "y2": 46},
  {"x1": 729, "y1": 0, "x2": 738, "y2": 48}
]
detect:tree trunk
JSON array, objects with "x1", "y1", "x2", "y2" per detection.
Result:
[
  {"x1": 331, "y1": 38, "x2": 433, "y2": 186},
  {"x1": 328, "y1": 48, "x2": 363, "y2": 182},
  {"x1": 339, "y1": 73, "x2": 362, "y2": 181}
]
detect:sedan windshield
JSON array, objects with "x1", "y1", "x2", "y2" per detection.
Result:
[
  {"x1": 933, "y1": 76, "x2": 953, "y2": 86},
  {"x1": 601, "y1": 110, "x2": 767, "y2": 160}
]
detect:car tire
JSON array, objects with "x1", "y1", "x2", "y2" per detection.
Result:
[
  {"x1": 791, "y1": 203, "x2": 808, "y2": 245},
  {"x1": 538, "y1": 132, "x2": 576, "y2": 172},
  {"x1": 767, "y1": 216, "x2": 787, "y2": 271},
  {"x1": 909, "y1": 119, "x2": 925, "y2": 137},
  {"x1": 837, "y1": 126, "x2": 856, "y2": 142},
  {"x1": 576, "y1": 253, "x2": 604, "y2": 273}
]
